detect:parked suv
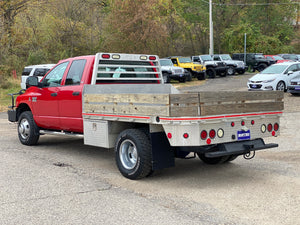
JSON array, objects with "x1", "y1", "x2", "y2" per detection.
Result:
[
  {"x1": 232, "y1": 53, "x2": 276, "y2": 72},
  {"x1": 159, "y1": 59, "x2": 188, "y2": 83},
  {"x1": 21, "y1": 64, "x2": 55, "y2": 89},
  {"x1": 277, "y1": 54, "x2": 300, "y2": 62},
  {"x1": 192, "y1": 55, "x2": 228, "y2": 78},
  {"x1": 212, "y1": 54, "x2": 247, "y2": 75},
  {"x1": 169, "y1": 56, "x2": 206, "y2": 80}
]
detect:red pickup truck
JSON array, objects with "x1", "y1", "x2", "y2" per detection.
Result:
[{"x1": 8, "y1": 53, "x2": 283, "y2": 180}]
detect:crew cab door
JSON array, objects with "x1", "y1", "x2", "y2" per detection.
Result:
[
  {"x1": 56, "y1": 59, "x2": 87, "y2": 133},
  {"x1": 32, "y1": 62, "x2": 69, "y2": 129}
]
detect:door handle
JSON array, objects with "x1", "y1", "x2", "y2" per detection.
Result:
[
  {"x1": 72, "y1": 91, "x2": 80, "y2": 96},
  {"x1": 51, "y1": 93, "x2": 58, "y2": 97}
]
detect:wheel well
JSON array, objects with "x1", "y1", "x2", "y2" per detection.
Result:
[{"x1": 16, "y1": 103, "x2": 31, "y2": 120}]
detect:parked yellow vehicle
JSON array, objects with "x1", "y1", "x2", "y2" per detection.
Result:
[{"x1": 170, "y1": 56, "x2": 206, "y2": 80}]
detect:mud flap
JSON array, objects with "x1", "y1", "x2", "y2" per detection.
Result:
[
  {"x1": 204, "y1": 138, "x2": 278, "y2": 158},
  {"x1": 150, "y1": 132, "x2": 175, "y2": 170}
]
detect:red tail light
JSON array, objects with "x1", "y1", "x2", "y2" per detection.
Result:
[
  {"x1": 167, "y1": 133, "x2": 172, "y2": 139},
  {"x1": 274, "y1": 123, "x2": 279, "y2": 131},
  {"x1": 251, "y1": 120, "x2": 255, "y2": 125},
  {"x1": 102, "y1": 54, "x2": 110, "y2": 59},
  {"x1": 209, "y1": 129, "x2": 216, "y2": 139},
  {"x1": 267, "y1": 124, "x2": 273, "y2": 132},
  {"x1": 201, "y1": 130, "x2": 207, "y2": 140},
  {"x1": 183, "y1": 133, "x2": 189, "y2": 139},
  {"x1": 231, "y1": 122, "x2": 235, "y2": 127},
  {"x1": 149, "y1": 56, "x2": 156, "y2": 60},
  {"x1": 241, "y1": 121, "x2": 245, "y2": 126}
]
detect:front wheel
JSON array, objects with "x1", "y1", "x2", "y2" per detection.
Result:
[
  {"x1": 115, "y1": 129, "x2": 152, "y2": 180},
  {"x1": 18, "y1": 111, "x2": 40, "y2": 145},
  {"x1": 206, "y1": 68, "x2": 216, "y2": 79},
  {"x1": 227, "y1": 66, "x2": 235, "y2": 75},
  {"x1": 276, "y1": 81, "x2": 286, "y2": 91}
]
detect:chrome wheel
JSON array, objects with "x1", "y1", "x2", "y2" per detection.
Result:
[
  {"x1": 276, "y1": 81, "x2": 285, "y2": 91},
  {"x1": 119, "y1": 139, "x2": 138, "y2": 170},
  {"x1": 18, "y1": 118, "x2": 30, "y2": 140}
]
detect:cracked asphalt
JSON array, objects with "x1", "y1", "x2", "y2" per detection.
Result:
[{"x1": 0, "y1": 73, "x2": 299, "y2": 224}]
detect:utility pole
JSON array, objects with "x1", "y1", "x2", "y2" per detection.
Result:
[{"x1": 209, "y1": 0, "x2": 213, "y2": 55}]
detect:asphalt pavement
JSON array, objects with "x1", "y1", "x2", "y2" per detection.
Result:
[{"x1": 0, "y1": 73, "x2": 299, "y2": 224}]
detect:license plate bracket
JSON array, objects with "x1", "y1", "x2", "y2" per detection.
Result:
[{"x1": 237, "y1": 130, "x2": 251, "y2": 140}]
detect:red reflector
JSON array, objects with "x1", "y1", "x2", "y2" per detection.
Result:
[
  {"x1": 241, "y1": 121, "x2": 245, "y2": 126},
  {"x1": 206, "y1": 139, "x2": 211, "y2": 145},
  {"x1": 149, "y1": 56, "x2": 156, "y2": 60},
  {"x1": 267, "y1": 124, "x2": 273, "y2": 132},
  {"x1": 183, "y1": 133, "x2": 189, "y2": 139},
  {"x1": 167, "y1": 133, "x2": 172, "y2": 139},
  {"x1": 272, "y1": 131, "x2": 276, "y2": 136},
  {"x1": 251, "y1": 120, "x2": 255, "y2": 125},
  {"x1": 102, "y1": 54, "x2": 110, "y2": 59},
  {"x1": 209, "y1": 129, "x2": 216, "y2": 139},
  {"x1": 231, "y1": 122, "x2": 235, "y2": 127},
  {"x1": 274, "y1": 123, "x2": 279, "y2": 131},
  {"x1": 201, "y1": 130, "x2": 207, "y2": 140}
]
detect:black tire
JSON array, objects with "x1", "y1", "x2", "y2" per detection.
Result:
[
  {"x1": 227, "y1": 66, "x2": 235, "y2": 75},
  {"x1": 162, "y1": 72, "x2": 170, "y2": 83},
  {"x1": 276, "y1": 81, "x2": 286, "y2": 91},
  {"x1": 224, "y1": 155, "x2": 238, "y2": 162},
  {"x1": 219, "y1": 70, "x2": 227, "y2": 77},
  {"x1": 179, "y1": 77, "x2": 186, "y2": 83},
  {"x1": 206, "y1": 68, "x2": 216, "y2": 79},
  {"x1": 115, "y1": 129, "x2": 152, "y2": 180},
  {"x1": 257, "y1": 64, "x2": 267, "y2": 72},
  {"x1": 237, "y1": 69, "x2": 245, "y2": 75},
  {"x1": 18, "y1": 111, "x2": 40, "y2": 145},
  {"x1": 186, "y1": 70, "x2": 193, "y2": 81},
  {"x1": 197, "y1": 153, "x2": 229, "y2": 164},
  {"x1": 197, "y1": 72, "x2": 206, "y2": 80}
]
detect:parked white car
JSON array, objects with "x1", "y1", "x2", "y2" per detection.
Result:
[
  {"x1": 21, "y1": 64, "x2": 55, "y2": 89},
  {"x1": 247, "y1": 62, "x2": 300, "y2": 91}
]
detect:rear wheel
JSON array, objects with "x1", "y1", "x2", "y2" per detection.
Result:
[
  {"x1": 162, "y1": 72, "x2": 170, "y2": 83},
  {"x1": 186, "y1": 70, "x2": 193, "y2": 81},
  {"x1": 258, "y1": 63, "x2": 267, "y2": 72},
  {"x1": 197, "y1": 153, "x2": 229, "y2": 164},
  {"x1": 237, "y1": 69, "x2": 245, "y2": 75},
  {"x1": 18, "y1": 111, "x2": 40, "y2": 145},
  {"x1": 115, "y1": 129, "x2": 152, "y2": 180}
]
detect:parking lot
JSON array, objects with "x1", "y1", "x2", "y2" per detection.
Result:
[{"x1": 0, "y1": 73, "x2": 299, "y2": 224}]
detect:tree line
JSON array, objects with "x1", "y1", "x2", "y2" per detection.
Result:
[{"x1": 0, "y1": 0, "x2": 299, "y2": 74}]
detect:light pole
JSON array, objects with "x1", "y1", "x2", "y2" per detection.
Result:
[{"x1": 209, "y1": 0, "x2": 213, "y2": 55}]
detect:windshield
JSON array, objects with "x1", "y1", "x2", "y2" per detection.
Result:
[
  {"x1": 260, "y1": 64, "x2": 287, "y2": 74},
  {"x1": 220, "y1": 55, "x2": 232, "y2": 60},
  {"x1": 200, "y1": 55, "x2": 212, "y2": 61},
  {"x1": 178, "y1": 57, "x2": 192, "y2": 63},
  {"x1": 255, "y1": 54, "x2": 264, "y2": 59},
  {"x1": 160, "y1": 59, "x2": 173, "y2": 66},
  {"x1": 272, "y1": 56, "x2": 284, "y2": 60}
]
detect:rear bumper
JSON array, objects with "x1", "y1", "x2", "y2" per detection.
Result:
[{"x1": 204, "y1": 138, "x2": 278, "y2": 158}]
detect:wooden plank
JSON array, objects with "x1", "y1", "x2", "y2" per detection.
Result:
[
  {"x1": 84, "y1": 103, "x2": 170, "y2": 116},
  {"x1": 84, "y1": 93, "x2": 170, "y2": 105},
  {"x1": 200, "y1": 102, "x2": 284, "y2": 116},
  {"x1": 199, "y1": 91, "x2": 283, "y2": 103},
  {"x1": 170, "y1": 93, "x2": 199, "y2": 105},
  {"x1": 170, "y1": 106, "x2": 199, "y2": 117}
]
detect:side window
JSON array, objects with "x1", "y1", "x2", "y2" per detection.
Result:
[
  {"x1": 42, "y1": 62, "x2": 69, "y2": 87},
  {"x1": 193, "y1": 57, "x2": 200, "y2": 62},
  {"x1": 65, "y1": 59, "x2": 86, "y2": 85},
  {"x1": 33, "y1": 68, "x2": 50, "y2": 77},
  {"x1": 171, "y1": 59, "x2": 177, "y2": 64},
  {"x1": 22, "y1": 68, "x2": 32, "y2": 76},
  {"x1": 286, "y1": 65, "x2": 298, "y2": 73},
  {"x1": 213, "y1": 56, "x2": 220, "y2": 61}
]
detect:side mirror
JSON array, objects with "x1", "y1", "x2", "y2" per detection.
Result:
[
  {"x1": 287, "y1": 71, "x2": 293, "y2": 75},
  {"x1": 26, "y1": 76, "x2": 39, "y2": 88}
]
